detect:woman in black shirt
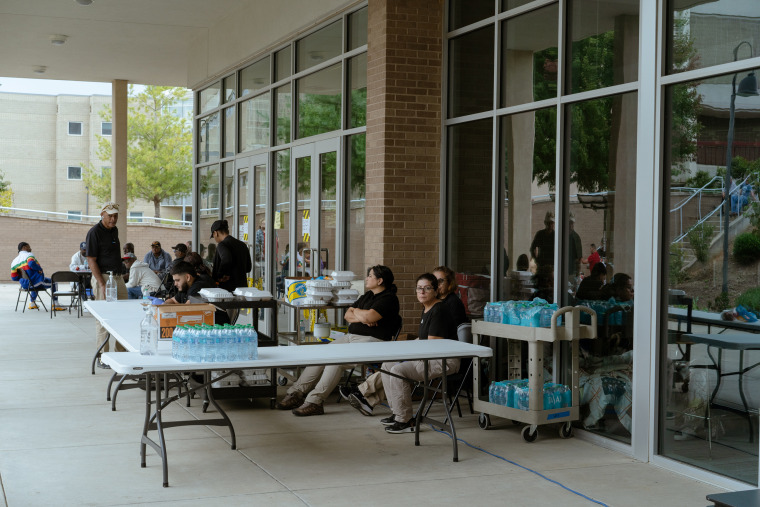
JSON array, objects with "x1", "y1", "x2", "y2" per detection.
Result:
[{"x1": 432, "y1": 265, "x2": 468, "y2": 329}]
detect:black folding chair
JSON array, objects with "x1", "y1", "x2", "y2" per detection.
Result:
[
  {"x1": 14, "y1": 269, "x2": 50, "y2": 313},
  {"x1": 50, "y1": 271, "x2": 83, "y2": 318}
]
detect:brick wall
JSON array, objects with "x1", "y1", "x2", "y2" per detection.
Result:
[
  {"x1": 2, "y1": 216, "x2": 191, "y2": 281},
  {"x1": 366, "y1": 0, "x2": 443, "y2": 329}
]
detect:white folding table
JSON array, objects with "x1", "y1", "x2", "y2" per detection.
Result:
[{"x1": 102, "y1": 339, "x2": 493, "y2": 487}]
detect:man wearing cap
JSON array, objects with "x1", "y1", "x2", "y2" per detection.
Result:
[
  {"x1": 123, "y1": 252, "x2": 163, "y2": 299},
  {"x1": 171, "y1": 243, "x2": 188, "y2": 268},
  {"x1": 210, "y1": 219, "x2": 251, "y2": 292},
  {"x1": 530, "y1": 210, "x2": 555, "y2": 271},
  {"x1": 143, "y1": 241, "x2": 173, "y2": 275},
  {"x1": 10, "y1": 242, "x2": 63, "y2": 311},
  {"x1": 86, "y1": 201, "x2": 128, "y2": 366},
  {"x1": 70, "y1": 242, "x2": 89, "y2": 272}
]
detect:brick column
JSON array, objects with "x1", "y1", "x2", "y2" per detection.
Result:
[{"x1": 366, "y1": 0, "x2": 443, "y2": 324}]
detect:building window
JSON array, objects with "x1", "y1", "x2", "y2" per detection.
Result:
[
  {"x1": 67, "y1": 211, "x2": 82, "y2": 221},
  {"x1": 101, "y1": 122, "x2": 112, "y2": 136},
  {"x1": 129, "y1": 211, "x2": 144, "y2": 223},
  {"x1": 67, "y1": 166, "x2": 82, "y2": 180},
  {"x1": 68, "y1": 122, "x2": 83, "y2": 136}
]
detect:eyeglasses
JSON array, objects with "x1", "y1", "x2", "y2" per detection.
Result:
[
  {"x1": 436, "y1": 278, "x2": 446, "y2": 284},
  {"x1": 416, "y1": 286, "x2": 434, "y2": 293}
]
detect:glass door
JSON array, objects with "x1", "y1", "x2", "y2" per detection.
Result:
[
  {"x1": 235, "y1": 153, "x2": 268, "y2": 286},
  {"x1": 291, "y1": 138, "x2": 341, "y2": 277}
]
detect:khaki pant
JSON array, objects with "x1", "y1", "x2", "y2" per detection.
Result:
[
  {"x1": 92, "y1": 275, "x2": 128, "y2": 353},
  {"x1": 288, "y1": 333, "x2": 383, "y2": 406},
  {"x1": 381, "y1": 358, "x2": 460, "y2": 423}
]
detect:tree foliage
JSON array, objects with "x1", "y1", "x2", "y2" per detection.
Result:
[
  {"x1": 83, "y1": 86, "x2": 192, "y2": 218},
  {"x1": 0, "y1": 170, "x2": 12, "y2": 210}
]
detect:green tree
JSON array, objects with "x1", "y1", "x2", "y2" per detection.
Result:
[
  {"x1": 0, "y1": 170, "x2": 13, "y2": 211},
  {"x1": 83, "y1": 86, "x2": 192, "y2": 218}
]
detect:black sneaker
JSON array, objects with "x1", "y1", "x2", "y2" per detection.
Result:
[
  {"x1": 348, "y1": 392, "x2": 374, "y2": 416},
  {"x1": 385, "y1": 419, "x2": 415, "y2": 434},
  {"x1": 96, "y1": 357, "x2": 111, "y2": 370},
  {"x1": 338, "y1": 385, "x2": 357, "y2": 401},
  {"x1": 380, "y1": 415, "x2": 397, "y2": 426}
]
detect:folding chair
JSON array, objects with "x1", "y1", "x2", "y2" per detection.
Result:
[
  {"x1": 14, "y1": 269, "x2": 50, "y2": 313},
  {"x1": 50, "y1": 271, "x2": 83, "y2": 318}
]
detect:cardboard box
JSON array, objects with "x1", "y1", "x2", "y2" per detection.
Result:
[{"x1": 154, "y1": 303, "x2": 215, "y2": 340}]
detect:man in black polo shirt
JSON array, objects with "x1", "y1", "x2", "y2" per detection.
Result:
[
  {"x1": 276, "y1": 265, "x2": 401, "y2": 417},
  {"x1": 85, "y1": 201, "x2": 128, "y2": 367},
  {"x1": 210, "y1": 219, "x2": 252, "y2": 292}
]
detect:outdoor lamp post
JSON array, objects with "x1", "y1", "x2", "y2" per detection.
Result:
[{"x1": 722, "y1": 41, "x2": 759, "y2": 295}]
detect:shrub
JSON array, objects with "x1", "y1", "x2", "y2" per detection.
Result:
[
  {"x1": 669, "y1": 243, "x2": 687, "y2": 283},
  {"x1": 737, "y1": 287, "x2": 760, "y2": 314},
  {"x1": 733, "y1": 232, "x2": 760, "y2": 265},
  {"x1": 709, "y1": 291, "x2": 731, "y2": 312},
  {"x1": 685, "y1": 170, "x2": 713, "y2": 189},
  {"x1": 686, "y1": 223, "x2": 714, "y2": 263}
]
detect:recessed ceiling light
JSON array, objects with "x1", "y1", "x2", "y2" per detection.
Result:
[
  {"x1": 50, "y1": 34, "x2": 69, "y2": 46},
  {"x1": 34, "y1": 66, "x2": 47, "y2": 75},
  {"x1": 75, "y1": 0, "x2": 93, "y2": 5}
]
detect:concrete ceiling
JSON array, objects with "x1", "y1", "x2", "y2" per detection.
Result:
[{"x1": 0, "y1": 0, "x2": 249, "y2": 87}]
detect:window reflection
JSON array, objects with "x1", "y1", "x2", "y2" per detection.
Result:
[
  {"x1": 449, "y1": 0, "x2": 494, "y2": 31},
  {"x1": 275, "y1": 150, "x2": 290, "y2": 306},
  {"x1": 347, "y1": 134, "x2": 366, "y2": 275},
  {"x1": 297, "y1": 64, "x2": 341, "y2": 139},
  {"x1": 240, "y1": 58, "x2": 270, "y2": 97},
  {"x1": 198, "y1": 113, "x2": 220, "y2": 163},
  {"x1": 567, "y1": 92, "x2": 638, "y2": 444},
  {"x1": 349, "y1": 54, "x2": 367, "y2": 129},
  {"x1": 449, "y1": 26, "x2": 494, "y2": 118},
  {"x1": 661, "y1": 71, "x2": 760, "y2": 484},
  {"x1": 296, "y1": 21, "x2": 342, "y2": 72},
  {"x1": 199, "y1": 82, "x2": 220, "y2": 114},
  {"x1": 275, "y1": 84, "x2": 292, "y2": 145},
  {"x1": 224, "y1": 106, "x2": 235, "y2": 157},
  {"x1": 198, "y1": 164, "x2": 220, "y2": 268},
  {"x1": 240, "y1": 93, "x2": 270, "y2": 152}
]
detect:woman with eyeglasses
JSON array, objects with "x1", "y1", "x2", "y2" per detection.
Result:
[
  {"x1": 343, "y1": 273, "x2": 459, "y2": 433},
  {"x1": 432, "y1": 265, "x2": 468, "y2": 329}
]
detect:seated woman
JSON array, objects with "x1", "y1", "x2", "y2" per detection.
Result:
[
  {"x1": 343, "y1": 273, "x2": 458, "y2": 433},
  {"x1": 432, "y1": 265, "x2": 468, "y2": 329},
  {"x1": 579, "y1": 350, "x2": 632, "y2": 433}
]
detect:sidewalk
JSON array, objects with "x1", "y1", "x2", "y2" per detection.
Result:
[{"x1": 0, "y1": 282, "x2": 724, "y2": 506}]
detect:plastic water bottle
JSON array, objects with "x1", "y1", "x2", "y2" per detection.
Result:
[
  {"x1": 106, "y1": 271, "x2": 117, "y2": 302},
  {"x1": 187, "y1": 326, "x2": 199, "y2": 362},
  {"x1": 214, "y1": 326, "x2": 226, "y2": 362},
  {"x1": 139, "y1": 308, "x2": 159, "y2": 355},
  {"x1": 248, "y1": 325, "x2": 259, "y2": 360}
]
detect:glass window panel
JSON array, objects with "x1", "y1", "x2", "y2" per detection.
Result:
[
  {"x1": 197, "y1": 113, "x2": 220, "y2": 163},
  {"x1": 320, "y1": 151, "x2": 337, "y2": 272},
  {"x1": 447, "y1": 119, "x2": 493, "y2": 283},
  {"x1": 566, "y1": 92, "x2": 638, "y2": 445},
  {"x1": 198, "y1": 164, "x2": 220, "y2": 266},
  {"x1": 223, "y1": 161, "x2": 234, "y2": 224},
  {"x1": 199, "y1": 82, "x2": 220, "y2": 114},
  {"x1": 448, "y1": 26, "x2": 494, "y2": 118},
  {"x1": 660, "y1": 72, "x2": 760, "y2": 484},
  {"x1": 449, "y1": 0, "x2": 494, "y2": 31},
  {"x1": 275, "y1": 47, "x2": 292, "y2": 82},
  {"x1": 349, "y1": 54, "x2": 367, "y2": 129},
  {"x1": 238, "y1": 168, "x2": 249, "y2": 257},
  {"x1": 501, "y1": 0, "x2": 535, "y2": 11},
  {"x1": 275, "y1": 84, "x2": 292, "y2": 145},
  {"x1": 296, "y1": 21, "x2": 342, "y2": 72},
  {"x1": 275, "y1": 150, "x2": 291, "y2": 291},
  {"x1": 500, "y1": 107, "x2": 556, "y2": 301},
  {"x1": 240, "y1": 57, "x2": 271, "y2": 97},
  {"x1": 224, "y1": 105, "x2": 235, "y2": 157},
  {"x1": 501, "y1": 3, "x2": 558, "y2": 107},
  {"x1": 666, "y1": 1, "x2": 760, "y2": 75},
  {"x1": 295, "y1": 155, "x2": 312, "y2": 275},
  {"x1": 297, "y1": 63, "x2": 342, "y2": 139},
  {"x1": 240, "y1": 93, "x2": 271, "y2": 152},
  {"x1": 567, "y1": 0, "x2": 639, "y2": 94},
  {"x1": 348, "y1": 7, "x2": 368, "y2": 50},
  {"x1": 223, "y1": 75, "x2": 236, "y2": 103},
  {"x1": 347, "y1": 133, "x2": 366, "y2": 275},
  {"x1": 253, "y1": 164, "x2": 268, "y2": 285}
]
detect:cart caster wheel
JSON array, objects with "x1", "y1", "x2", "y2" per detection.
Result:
[
  {"x1": 277, "y1": 376, "x2": 288, "y2": 386},
  {"x1": 478, "y1": 413, "x2": 491, "y2": 430},
  {"x1": 521, "y1": 425, "x2": 538, "y2": 442},
  {"x1": 559, "y1": 422, "x2": 573, "y2": 439}
]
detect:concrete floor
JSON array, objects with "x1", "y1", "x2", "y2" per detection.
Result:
[{"x1": 0, "y1": 283, "x2": 727, "y2": 506}]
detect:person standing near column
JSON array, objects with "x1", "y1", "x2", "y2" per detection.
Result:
[{"x1": 86, "y1": 201, "x2": 129, "y2": 369}]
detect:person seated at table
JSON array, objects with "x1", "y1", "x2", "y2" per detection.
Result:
[
  {"x1": 165, "y1": 261, "x2": 218, "y2": 305},
  {"x1": 10, "y1": 241, "x2": 63, "y2": 310},
  {"x1": 342, "y1": 273, "x2": 458, "y2": 433},
  {"x1": 600, "y1": 272, "x2": 633, "y2": 302},
  {"x1": 576, "y1": 262, "x2": 607, "y2": 300},
  {"x1": 275, "y1": 265, "x2": 401, "y2": 417},
  {"x1": 143, "y1": 240, "x2": 173, "y2": 276},
  {"x1": 433, "y1": 265, "x2": 468, "y2": 328},
  {"x1": 579, "y1": 349, "x2": 632, "y2": 434},
  {"x1": 70, "y1": 241, "x2": 89, "y2": 271},
  {"x1": 122, "y1": 252, "x2": 163, "y2": 299},
  {"x1": 184, "y1": 251, "x2": 214, "y2": 284},
  {"x1": 171, "y1": 243, "x2": 188, "y2": 268}
]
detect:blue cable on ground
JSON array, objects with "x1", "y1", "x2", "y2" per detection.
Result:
[{"x1": 427, "y1": 424, "x2": 609, "y2": 507}]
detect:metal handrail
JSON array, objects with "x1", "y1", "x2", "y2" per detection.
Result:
[{"x1": 0, "y1": 206, "x2": 191, "y2": 226}]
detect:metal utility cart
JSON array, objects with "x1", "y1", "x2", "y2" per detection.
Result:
[{"x1": 472, "y1": 305, "x2": 597, "y2": 442}]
